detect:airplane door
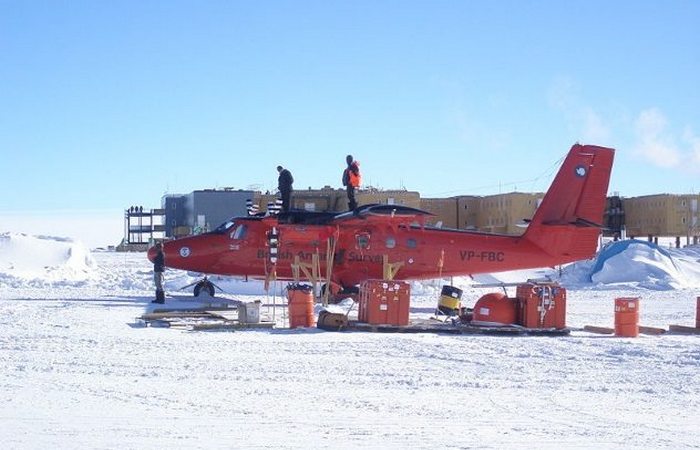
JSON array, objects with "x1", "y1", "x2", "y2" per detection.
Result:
[
  {"x1": 355, "y1": 232, "x2": 371, "y2": 250},
  {"x1": 352, "y1": 231, "x2": 372, "y2": 278}
]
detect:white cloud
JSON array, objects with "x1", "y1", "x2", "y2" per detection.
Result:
[
  {"x1": 582, "y1": 107, "x2": 611, "y2": 143},
  {"x1": 547, "y1": 77, "x2": 699, "y2": 174},
  {"x1": 547, "y1": 77, "x2": 577, "y2": 111},
  {"x1": 633, "y1": 108, "x2": 681, "y2": 168},
  {"x1": 683, "y1": 127, "x2": 700, "y2": 167},
  {"x1": 630, "y1": 108, "x2": 700, "y2": 173},
  {"x1": 547, "y1": 78, "x2": 610, "y2": 144}
]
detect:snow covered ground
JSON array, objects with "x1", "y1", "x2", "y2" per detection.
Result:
[{"x1": 0, "y1": 233, "x2": 699, "y2": 448}]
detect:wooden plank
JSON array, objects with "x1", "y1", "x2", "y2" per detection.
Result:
[
  {"x1": 205, "y1": 310, "x2": 240, "y2": 321},
  {"x1": 151, "y1": 305, "x2": 237, "y2": 314},
  {"x1": 639, "y1": 325, "x2": 667, "y2": 335},
  {"x1": 190, "y1": 321, "x2": 276, "y2": 331},
  {"x1": 190, "y1": 321, "x2": 236, "y2": 331},
  {"x1": 669, "y1": 324, "x2": 700, "y2": 335},
  {"x1": 141, "y1": 311, "x2": 214, "y2": 320},
  {"x1": 583, "y1": 325, "x2": 615, "y2": 335}
]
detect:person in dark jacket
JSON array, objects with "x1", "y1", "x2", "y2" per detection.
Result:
[
  {"x1": 342, "y1": 155, "x2": 361, "y2": 210},
  {"x1": 152, "y1": 242, "x2": 165, "y2": 304},
  {"x1": 277, "y1": 165, "x2": 294, "y2": 213}
]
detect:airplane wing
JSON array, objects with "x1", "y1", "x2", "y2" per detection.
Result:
[{"x1": 330, "y1": 204, "x2": 434, "y2": 225}]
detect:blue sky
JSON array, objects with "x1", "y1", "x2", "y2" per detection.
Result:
[{"x1": 1, "y1": 1, "x2": 699, "y2": 244}]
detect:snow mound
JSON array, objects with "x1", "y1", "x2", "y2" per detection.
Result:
[
  {"x1": 0, "y1": 232, "x2": 96, "y2": 286},
  {"x1": 562, "y1": 240, "x2": 699, "y2": 290}
]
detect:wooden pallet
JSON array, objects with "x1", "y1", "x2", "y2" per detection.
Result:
[
  {"x1": 189, "y1": 321, "x2": 276, "y2": 331},
  {"x1": 344, "y1": 320, "x2": 570, "y2": 336},
  {"x1": 139, "y1": 309, "x2": 275, "y2": 331},
  {"x1": 582, "y1": 325, "x2": 668, "y2": 335},
  {"x1": 669, "y1": 324, "x2": 700, "y2": 335}
]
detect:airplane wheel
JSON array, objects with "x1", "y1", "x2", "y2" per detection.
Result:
[{"x1": 194, "y1": 281, "x2": 215, "y2": 297}]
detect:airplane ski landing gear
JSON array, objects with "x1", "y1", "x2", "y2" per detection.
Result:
[{"x1": 179, "y1": 276, "x2": 221, "y2": 298}]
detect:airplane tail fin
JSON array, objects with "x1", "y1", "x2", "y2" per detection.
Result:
[{"x1": 523, "y1": 144, "x2": 615, "y2": 263}]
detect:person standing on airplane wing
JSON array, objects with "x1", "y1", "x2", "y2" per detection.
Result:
[
  {"x1": 342, "y1": 154, "x2": 361, "y2": 211},
  {"x1": 277, "y1": 165, "x2": 294, "y2": 213}
]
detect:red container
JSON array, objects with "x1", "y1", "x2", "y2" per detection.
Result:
[
  {"x1": 471, "y1": 292, "x2": 517, "y2": 325},
  {"x1": 358, "y1": 280, "x2": 410, "y2": 326},
  {"x1": 287, "y1": 285, "x2": 315, "y2": 328},
  {"x1": 515, "y1": 283, "x2": 567, "y2": 329},
  {"x1": 614, "y1": 298, "x2": 639, "y2": 337}
]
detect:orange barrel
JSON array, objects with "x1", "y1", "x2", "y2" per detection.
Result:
[
  {"x1": 287, "y1": 284, "x2": 315, "y2": 328},
  {"x1": 614, "y1": 297, "x2": 639, "y2": 337},
  {"x1": 437, "y1": 285, "x2": 463, "y2": 316},
  {"x1": 696, "y1": 297, "x2": 700, "y2": 329}
]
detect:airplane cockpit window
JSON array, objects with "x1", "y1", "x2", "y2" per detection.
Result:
[
  {"x1": 356, "y1": 233, "x2": 370, "y2": 250},
  {"x1": 406, "y1": 238, "x2": 417, "y2": 248},
  {"x1": 385, "y1": 237, "x2": 396, "y2": 249},
  {"x1": 214, "y1": 219, "x2": 236, "y2": 233},
  {"x1": 231, "y1": 224, "x2": 248, "y2": 240}
]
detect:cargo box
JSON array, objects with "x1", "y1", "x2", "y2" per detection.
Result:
[
  {"x1": 359, "y1": 280, "x2": 410, "y2": 326},
  {"x1": 516, "y1": 283, "x2": 566, "y2": 329}
]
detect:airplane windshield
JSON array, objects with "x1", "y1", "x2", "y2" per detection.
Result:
[
  {"x1": 232, "y1": 224, "x2": 247, "y2": 240},
  {"x1": 214, "y1": 219, "x2": 236, "y2": 233}
]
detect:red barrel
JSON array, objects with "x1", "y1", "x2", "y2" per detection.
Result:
[
  {"x1": 287, "y1": 284, "x2": 315, "y2": 328},
  {"x1": 614, "y1": 297, "x2": 639, "y2": 337}
]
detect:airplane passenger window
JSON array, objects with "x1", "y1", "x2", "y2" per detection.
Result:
[
  {"x1": 385, "y1": 237, "x2": 396, "y2": 249},
  {"x1": 232, "y1": 224, "x2": 247, "y2": 240},
  {"x1": 406, "y1": 238, "x2": 417, "y2": 248}
]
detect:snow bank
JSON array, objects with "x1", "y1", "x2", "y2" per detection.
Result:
[
  {"x1": 0, "y1": 232, "x2": 96, "y2": 286},
  {"x1": 561, "y1": 239, "x2": 700, "y2": 290}
]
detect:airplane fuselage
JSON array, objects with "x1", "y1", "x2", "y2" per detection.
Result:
[{"x1": 157, "y1": 215, "x2": 588, "y2": 287}]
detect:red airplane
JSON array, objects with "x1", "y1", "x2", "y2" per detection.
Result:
[{"x1": 149, "y1": 144, "x2": 614, "y2": 295}]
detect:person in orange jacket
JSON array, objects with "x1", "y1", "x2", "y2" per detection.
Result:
[{"x1": 342, "y1": 155, "x2": 361, "y2": 210}]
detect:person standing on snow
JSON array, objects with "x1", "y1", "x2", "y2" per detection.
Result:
[
  {"x1": 277, "y1": 165, "x2": 294, "y2": 213},
  {"x1": 152, "y1": 242, "x2": 165, "y2": 304},
  {"x1": 342, "y1": 154, "x2": 361, "y2": 211}
]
